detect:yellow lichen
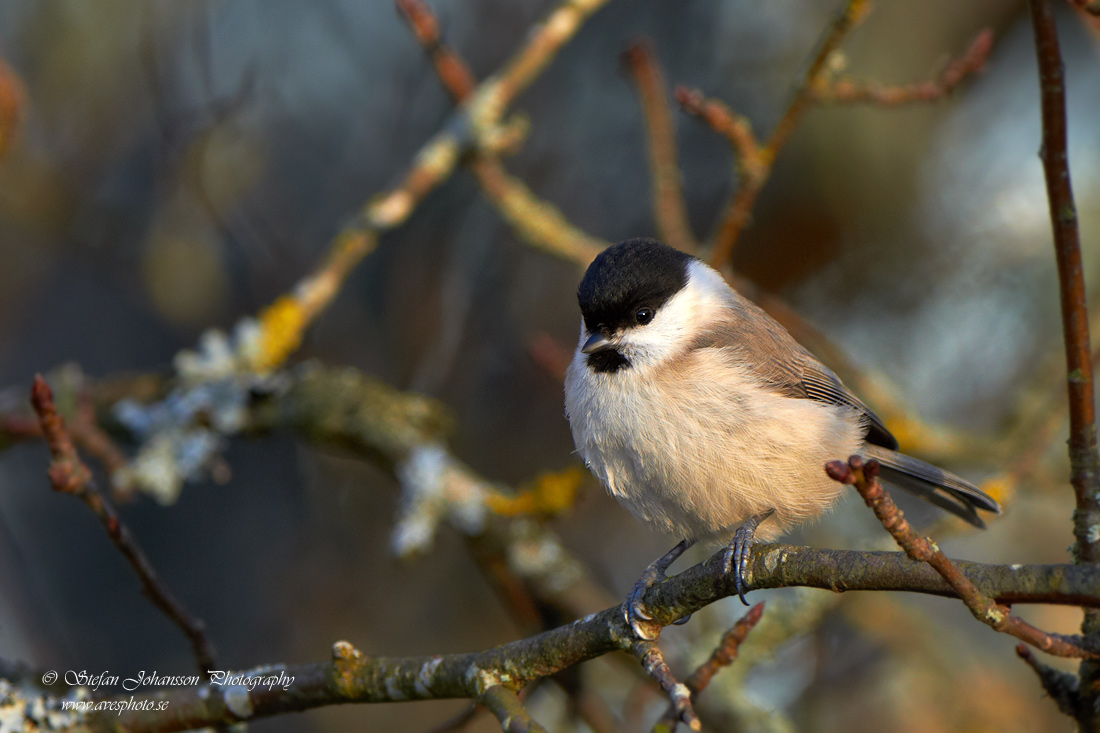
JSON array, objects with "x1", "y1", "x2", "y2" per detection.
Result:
[
  {"x1": 485, "y1": 466, "x2": 586, "y2": 517},
  {"x1": 252, "y1": 295, "x2": 309, "y2": 373}
]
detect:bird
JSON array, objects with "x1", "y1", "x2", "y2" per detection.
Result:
[{"x1": 563, "y1": 237, "x2": 1000, "y2": 639}]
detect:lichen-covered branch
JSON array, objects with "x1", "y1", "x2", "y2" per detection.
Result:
[
  {"x1": 74, "y1": 537, "x2": 1100, "y2": 731},
  {"x1": 397, "y1": 0, "x2": 608, "y2": 266}
]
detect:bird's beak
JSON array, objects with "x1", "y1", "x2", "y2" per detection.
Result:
[{"x1": 581, "y1": 331, "x2": 615, "y2": 354}]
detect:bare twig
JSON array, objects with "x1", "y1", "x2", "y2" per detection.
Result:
[
  {"x1": 1028, "y1": 0, "x2": 1100, "y2": 565},
  {"x1": 0, "y1": 55, "x2": 24, "y2": 157},
  {"x1": 684, "y1": 602, "x2": 765, "y2": 695},
  {"x1": 654, "y1": 602, "x2": 765, "y2": 731},
  {"x1": 249, "y1": 0, "x2": 614, "y2": 373},
  {"x1": 828, "y1": 455, "x2": 1098, "y2": 658},
  {"x1": 1029, "y1": 0, "x2": 1100, "y2": 722},
  {"x1": 396, "y1": 0, "x2": 607, "y2": 266},
  {"x1": 396, "y1": 0, "x2": 477, "y2": 101},
  {"x1": 810, "y1": 30, "x2": 993, "y2": 105},
  {"x1": 706, "y1": 0, "x2": 870, "y2": 270},
  {"x1": 623, "y1": 39, "x2": 698, "y2": 253},
  {"x1": 481, "y1": 686, "x2": 548, "y2": 733},
  {"x1": 632, "y1": 640, "x2": 700, "y2": 731},
  {"x1": 1016, "y1": 644, "x2": 1080, "y2": 717},
  {"x1": 29, "y1": 376, "x2": 217, "y2": 675}
]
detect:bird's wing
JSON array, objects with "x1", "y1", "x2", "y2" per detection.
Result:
[{"x1": 691, "y1": 296, "x2": 899, "y2": 450}]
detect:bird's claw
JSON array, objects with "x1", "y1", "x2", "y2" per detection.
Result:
[
  {"x1": 722, "y1": 509, "x2": 775, "y2": 606},
  {"x1": 623, "y1": 539, "x2": 694, "y2": 641}
]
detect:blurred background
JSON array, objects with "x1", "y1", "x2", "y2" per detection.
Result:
[{"x1": 0, "y1": 0, "x2": 1097, "y2": 730}]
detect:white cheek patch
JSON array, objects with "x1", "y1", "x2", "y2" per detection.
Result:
[{"x1": 617, "y1": 260, "x2": 732, "y2": 369}]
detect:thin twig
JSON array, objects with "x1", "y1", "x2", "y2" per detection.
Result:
[
  {"x1": 397, "y1": 0, "x2": 607, "y2": 266},
  {"x1": 481, "y1": 686, "x2": 548, "y2": 733},
  {"x1": 707, "y1": 0, "x2": 870, "y2": 270},
  {"x1": 654, "y1": 602, "x2": 765, "y2": 731},
  {"x1": 632, "y1": 640, "x2": 700, "y2": 731},
  {"x1": 1016, "y1": 644, "x2": 1080, "y2": 717},
  {"x1": 685, "y1": 602, "x2": 765, "y2": 695},
  {"x1": 29, "y1": 376, "x2": 217, "y2": 675},
  {"x1": 828, "y1": 455, "x2": 1098, "y2": 658},
  {"x1": 250, "y1": 0, "x2": 614, "y2": 372},
  {"x1": 623, "y1": 39, "x2": 698, "y2": 253},
  {"x1": 811, "y1": 30, "x2": 993, "y2": 105}
]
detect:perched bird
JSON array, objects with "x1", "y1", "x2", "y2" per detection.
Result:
[{"x1": 563, "y1": 238, "x2": 1000, "y2": 637}]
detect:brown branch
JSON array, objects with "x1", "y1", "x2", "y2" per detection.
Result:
[
  {"x1": 396, "y1": 0, "x2": 476, "y2": 101},
  {"x1": 396, "y1": 0, "x2": 607, "y2": 267},
  {"x1": 1016, "y1": 644, "x2": 1080, "y2": 717},
  {"x1": 1028, "y1": 0, "x2": 1100, "y2": 565},
  {"x1": 481, "y1": 686, "x2": 548, "y2": 733},
  {"x1": 632, "y1": 640, "x2": 699, "y2": 732},
  {"x1": 675, "y1": 87, "x2": 765, "y2": 187},
  {"x1": 250, "y1": 0, "x2": 613, "y2": 372},
  {"x1": 74, "y1": 533, "x2": 1100, "y2": 731},
  {"x1": 623, "y1": 39, "x2": 698, "y2": 253},
  {"x1": 706, "y1": 0, "x2": 870, "y2": 270},
  {"x1": 0, "y1": 55, "x2": 24, "y2": 157},
  {"x1": 29, "y1": 376, "x2": 217, "y2": 675},
  {"x1": 810, "y1": 29, "x2": 993, "y2": 105},
  {"x1": 654, "y1": 602, "x2": 765, "y2": 731},
  {"x1": 684, "y1": 602, "x2": 764, "y2": 695},
  {"x1": 828, "y1": 454, "x2": 1098, "y2": 658}
]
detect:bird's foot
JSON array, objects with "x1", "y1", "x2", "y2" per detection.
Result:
[
  {"x1": 722, "y1": 509, "x2": 775, "y2": 605},
  {"x1": 624, "y1": 538, "x2": 695, "y2": 640}
]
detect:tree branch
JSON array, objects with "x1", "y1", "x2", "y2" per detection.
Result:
[
  {"x1": 623, "y1": 39, "x2": 698, "y2": 253},
  {"x1": 29, "y1": 376, "x2": 217, "y2": 676},
  {"x1": 829, "y1": 455, "x2": 1098, "y2": 658},
  {"x1": 73, "y1": 537, "x2": 1100, "y2": 731}
]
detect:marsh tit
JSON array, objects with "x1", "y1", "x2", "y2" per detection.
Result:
[{"x1": 563, "y1": 238, "x2": 1000, "y2": 637}]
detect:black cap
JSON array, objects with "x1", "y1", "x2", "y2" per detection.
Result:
[{"x1": 577, "y1": 238, "x2": 693, "y2": 334}]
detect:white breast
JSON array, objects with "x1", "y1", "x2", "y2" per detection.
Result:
[{"x1": 563, "y1": 346, "x2": 864, "y2": 543}]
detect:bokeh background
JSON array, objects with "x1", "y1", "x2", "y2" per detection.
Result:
[{"x1": 0, "y1": 0, "x2": 1098, "y2": 730}]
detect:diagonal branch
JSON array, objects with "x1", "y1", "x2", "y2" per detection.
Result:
[
  {"x1": 248, "y1": 0, "x2": 614, "y2": 373},
  {"x1": 829, "y1": 455, "x2": 1098, "y2": 659},
  {"x1": 29, "y1": 376, "x2": 217, "y2": 675},
  {"x1": 706, "y1": 0, "x2": 870, "y2": 270},
  {"x1": 1016, "y1": 644, "x2": 1080, "y2": 717},
  {"x1": 397, "y1": 0, "x2": 607, "y2": 266},
  {"x1": 481, "y1": 686, "x2": 548, "y2": 733}
]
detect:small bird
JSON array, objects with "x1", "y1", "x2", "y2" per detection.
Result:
[{"x1": 563, "y1": 238, "x2": 1000, "y2": 637}]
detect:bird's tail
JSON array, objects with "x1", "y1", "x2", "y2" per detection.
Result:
[{"x1": 861, "y1": 444, "x2": 1001, "y2": 529}]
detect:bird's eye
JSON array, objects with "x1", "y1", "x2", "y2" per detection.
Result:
[{"x1": 635, "y1": 308, "x2": 654, "y2": 325}]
